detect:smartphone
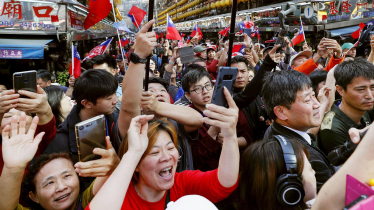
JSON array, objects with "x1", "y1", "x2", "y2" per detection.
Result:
[
  {"x1": 178, "y1": 41, "x2": 184, "y2": 47},
  {"x1": 179, "y1": 46, "x2": 195, "y2": 64},
  {"x1": 75, "y1": 115, "x2": 107, "y2": 162},
  {"x1": 244, "y1": 48, "x2": 251, "y2": 54},
  {"x1": 13, "y1": 70, "x2": 37, "y2": 98},
  {"x1": 211, "y1": 67, "x2": 238, "y2": 107}
]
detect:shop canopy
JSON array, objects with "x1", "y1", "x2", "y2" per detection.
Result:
[
  {"x1": 329, "y1": 26, "x2": 360, "y2": 37},
  {"x1": 0, "y1": 39, "x2": 52, "y2": 59}
]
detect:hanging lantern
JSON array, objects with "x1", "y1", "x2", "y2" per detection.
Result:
[{"x1": 211, "y1": 2, "x2": 216, "y2": 9}]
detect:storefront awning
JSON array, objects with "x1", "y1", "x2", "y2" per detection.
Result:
[
  {"x1": 329, "y1": 26, "x2": 360, "y2": 37},
  {"x1": 0, "y1": 39, "x2": 53, "y2": 59}
]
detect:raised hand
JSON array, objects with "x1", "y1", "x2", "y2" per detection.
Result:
[
  {"x1": 0, "y1": 90, "x2": 19, "y2": 114},
  {"x1": 323, "y1": 38, "x2": 342, "y2": 58},
  {"x1": 203, "y1": 87, "x2": 239, "y2": 140},
  {"x1": 2, "y1": 113, "x2": 45, "y2": 170},
  {"x1": 17, "y1": 85, "x2": 50, "y2": 115},
  {"x1": 134, "y1": 20, "x2": 157, "y2": 59},
  {"x1": 75, "y1": 137, "x2": 120, "y2": 177},
  {"x1": 172, "y1": 46, "x2": 180, "y2": 60},
  {"x1": 317, "y1": 38, "x2": 328, "y2": 58},
  {"x1": 140, "y1": 91, "x2": 159, "y2": 115},
  {"x1": 127, "y1": 115, "x2": 154, "y2": 155},
  {"x1": 238, "y1": 33, "x2": 252, "y2": 49},
  {"x1": 268, "y1": 44, "x2": 285, "y2": 63}
]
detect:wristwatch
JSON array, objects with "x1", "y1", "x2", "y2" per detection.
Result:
[{"x1": 130, "y1": 52, "x2": 147, "y2": 64}]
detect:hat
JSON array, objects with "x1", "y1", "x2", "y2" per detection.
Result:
[
  {"x1": 342, "y1": 43, "x2": 355, "y2": 51},
  {"x1": 207, "y1": 45, "x2": 217, "y2": 52},
  {"x1": 194, "y1": 45, "x2": 207, "y2": 53},
  {"x1": 289, "y1": 50, "x2": 313, "y2": 66},
  {"x1": 260, "y1": 44, "x2": 265, "y2": 48},
  {"x1": 116, "y1": 54, "x2": 126, "y2": 61}
]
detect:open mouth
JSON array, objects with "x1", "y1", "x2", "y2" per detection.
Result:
[
  {"x1": 55, "y1": 193, "x2": 71, "y2": 202},
  {"x1": 203, "y1": 96, "x2": 211, "y2": 102},
  {"x1": 158, "y1": 98, "x2": 166, "y2": 102},
  {"x1": 159, "y1": 166, "x2": 173, "y2": 180}
]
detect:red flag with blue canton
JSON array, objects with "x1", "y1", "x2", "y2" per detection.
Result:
[
  {"x1": 117, "y1": 37, "x2": 130, "y2": 47},
  {"x1": 69, "y1": 45, "x2": 81, "y2": 78},
  {"x1": 155, "y1": 32, "x2": 159, "y2": 39},
  {"x1": 190, "y1": 23, "x2": 203, "y2": 39},
  {"x1": 181, "y1": 33, "x2": 185, "y2": 37},
  {"x1": 238, "y1": 21, "x2": 254, "y2": 33},
  {"x1": 219, "y1": 27, "x2": 230, "y2": 37},
  {"x1": 83, "y1": 38, "x2": 113, "y2": 61},
  {"x1": 187, "y1": 36, "x2": 191, "y2": 44},
  {"x1": 351, "y1": 20, "x2": 374, "y2": 39},
  {"x1": 166, "y1": 14, "x2": 182, "y2": 41},
  {"x1": 161, "y1": 32, "x2": 164, "y2": 38},
  {"x1": 292, "y1": 25, "x2": 305, "y2": 46},
  {"x1": 84, "y1": 0, "x2": 112, "y2": 30},
  {"x1": 127, "y1": 5, "x2": 146, "y2": 28},
  {"x1": 232, "y1": 45, "x2": 246, "y2": 54}
]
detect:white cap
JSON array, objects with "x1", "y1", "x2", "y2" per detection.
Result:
[
  {"x1": 165, "y1": 195, "x2": 218, "y2": 210},
  {"x1": 289, "y1": 50, "x2": 313, "y2": 67}
]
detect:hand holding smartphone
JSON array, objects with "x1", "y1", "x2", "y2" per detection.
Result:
[
  {"x1": 13, "y1": 70, "x2": 37, "y2": 98},
  {"x1": 211, "y1": 67, "x2": 238, "y2": 107}
]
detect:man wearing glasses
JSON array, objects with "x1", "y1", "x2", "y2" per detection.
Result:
[{"x1": 182, "y1": 65, "x2": 252, "y2": 172}]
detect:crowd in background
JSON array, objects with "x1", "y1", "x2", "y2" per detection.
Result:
[{"x1": 2, "y1": 18, "x2": 374, "y2": 210}]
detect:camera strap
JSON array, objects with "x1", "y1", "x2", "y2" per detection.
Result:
[{"x1": 164, "y1": 189, "x2": 171, "y2": 209}]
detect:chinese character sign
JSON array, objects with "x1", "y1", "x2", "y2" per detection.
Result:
[
  {"x1": 1, "y1": 0, "x2": 22, "y2": 19},
  {"x1": 0, "y1": 49, "x2": 22, "y2": 58},
  {"x1": 342, "y1": 0, "x2": 352, "y2": 13},
  {"x1": 329, "y1": 1, "x2": 339, "y2": 15}
]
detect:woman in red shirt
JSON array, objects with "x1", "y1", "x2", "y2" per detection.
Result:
[
  {"x1": 87, "y1": 88, "x2": 240, "y2": 210},
  {"x1": 206, "y1": 46, "x2": 221, "y2": 80}
]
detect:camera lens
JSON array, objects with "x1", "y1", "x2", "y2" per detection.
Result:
[{"x1": 79, "y1": 126, "x2": 84, "y2": 130}]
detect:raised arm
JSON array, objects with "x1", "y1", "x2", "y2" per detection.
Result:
[
  {"x1": 203, "y1": 87, "x2": 239, "y2": 188},
  {"x1": 118, "y1": 20, "x2": 157, "y2": 139},
  {"x1": 140, "y1": 91, "x2": 203, "y2": 132},
  {"x1": 88, "y1": 115, "x2": 154, "y2": 210},
  {"x1": 218, "y1": 41, "x2": 229, "y2": 68},
  {"x1": 367, "y1": 35, "x2": 374, "y2": 64},
  {"x1": 0, "y1": 114, "x2": 45, "y2": 210},
  {"x1": 312, "y1": 123, "x2": 374, "y2": 209},
  {"x1": 233, "y1": 45, "x2": 281, "y2": 108},
  {"x1": 17, "y1": 85, "x2": 53, "y2": 125},
  {"x1": 65, "y1": 75, "x2": 75, "y2": 98}
]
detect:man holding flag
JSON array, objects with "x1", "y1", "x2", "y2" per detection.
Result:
[{"x1": 190, "y1": 23, "x2": 202, "y2": 40}]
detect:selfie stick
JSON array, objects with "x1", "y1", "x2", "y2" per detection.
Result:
[
  {"x1": 144, "y1": 0, "x2": 155, "y2": 91},
  {"x1": 226, "y1": 0, "x2": 238, "y2": 66}
]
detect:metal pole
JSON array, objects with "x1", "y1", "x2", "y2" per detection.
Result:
[
  {"x1": 145, "y1": 0, "x2": 155, "y2": 91},
  {"x1": 227, "y1": 0, "x2": 238, "y2": 66}
]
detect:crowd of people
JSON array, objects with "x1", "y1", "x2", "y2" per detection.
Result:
[{"x1": 2, "y1": 18, "x2": 374, "y2": 210}]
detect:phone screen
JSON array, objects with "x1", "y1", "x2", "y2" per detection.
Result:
[{"x1": 178, "y1": 41, "x2": 184, "y2": 47}]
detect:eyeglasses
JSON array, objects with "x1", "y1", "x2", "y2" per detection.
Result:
[{"x1": 190, "y1": 83, "x2": 213, "y2": 94}]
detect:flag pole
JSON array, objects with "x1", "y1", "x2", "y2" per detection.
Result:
[
  {"x1": 112, "y1": 3, "x2": 127, "y2": 73},
  {"x1": 227, "y1": 0, "x2": 238, "y2": 66},
  {"x1": 71, "y1": 42, "x2": 74, "y2": 77},
  {"x1": 144, "y1": 0, "x2": 155, "y2": 91}
]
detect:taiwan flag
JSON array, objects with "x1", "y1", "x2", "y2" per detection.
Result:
[
  {"x1": 187, "y1": 36, "x2": 191, "y2": 44},
  {"x1": 252, "y1": 27, "x2": 260, "y2": 40},
  {"x1": 190, "y1": 23, "x2": 202, "y2": 39},
  {"x1": 238, "y1": 21, "x2": 254, "y2": 33},
  {"x1": 117, "y1": 37, "x2": 130, "y2": 47},
  {"x1": 84, "y1": 0, "x2": 112, "y2": 30},
  {"x1": 161, "y1": 32, "x2": 164, "y2": 38},
  {"x1": 83, "y1": 38, "x2": 113, "y2": 61},
  {"x1": 166, "y1": 14, "x2": 182, "y2": 41},
  {"x1": 351, "y1": 20, "x2": 374, "y2": 39},
  {"x1": 69, "y1": 44, "x2": 81, "y2": 78},
  {"x1": 232, "y1": 44, "x2": 246, "y2": 54},
  {"x1": 128, "y1": 5, "x2": 146, "y2": 28},
  {"x1": 155, "y1": 32, "x2": 159, "y2": 39},
  {"x1": 219, "y1": 27, "x2": 230, "y2": 37},
  {"x1": 292, "y1": 25, "x2": 305, "y2": 46},
  {"x1": 181, "y1": 33, "x2": 186, "y2": 37}
]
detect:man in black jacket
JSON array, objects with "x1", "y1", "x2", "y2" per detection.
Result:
[{"x1": 262, "y1": 70, "x2": 335, "y2": 192}]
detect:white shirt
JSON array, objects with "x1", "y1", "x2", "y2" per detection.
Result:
[{"x1": 281, "y1": 125, "x2": 312, "y2": 145}]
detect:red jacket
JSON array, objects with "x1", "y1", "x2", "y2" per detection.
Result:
[{"x1": 294, "y1": 54, "x2": 344, "y2": 75}]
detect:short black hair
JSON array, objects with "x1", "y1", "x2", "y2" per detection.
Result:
[
  {"x1": 88, "y1": 54, "x2": 117, "y2": 70},
  {"x1": 262, "y1": 70, "x2": 312, "y2": 119},
  {"x1": 73, "y1": 69, "x2": 118, "y2": 109},
  {"x1": 231, "y1": 56, "x2": 249, "y2": 69},
  {"x1": 146, "y1": 77, "x2": 169, "y2": 90},
  {"x1": 37, "y1": 70, "x2": 51, "y2": 83},
  {"x1": 182, "y1": 65, "x2": 211, "y2": 93},
  {"x1": 308, "y1": 70, "x2": 328, "y2": 94},
  {"x1": 334, "y1": 58, "x2": 374, "y2": 90}
]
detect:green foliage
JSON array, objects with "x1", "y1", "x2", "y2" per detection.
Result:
[{"x1": 57, "y1": 69, "x2": 69, "y2": 86}]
